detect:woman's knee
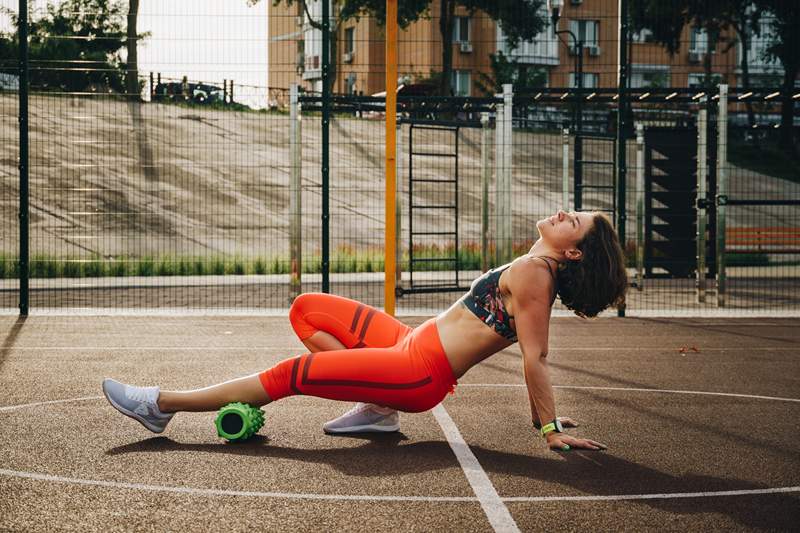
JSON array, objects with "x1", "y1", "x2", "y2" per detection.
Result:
[{"x1": 289, "y1": 293, "x2": 318, "y2": 341}]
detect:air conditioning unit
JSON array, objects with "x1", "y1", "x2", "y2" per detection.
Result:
[
  {"x1": 459, "y1": 41, "x2": 473, "y2": 53},
  {"x1": 588, "y1": 45, "x2": 601, "y2": 57},
  {"x1": 342, "y1": 52, "x2": 354, "y2": 63},
  {"x1": 571, "y1": 0, "x2": 583, "y2": 5},
  {"x1": 688, "y1": 50, "x2": 702, "y2": 63},
  {"x1": 295, "y1": 16, "x2": 304, "y2": 27}
]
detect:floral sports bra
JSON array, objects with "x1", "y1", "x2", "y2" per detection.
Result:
[{"x1": 459, "y1": 257, "x2": 559, "y2": 343}]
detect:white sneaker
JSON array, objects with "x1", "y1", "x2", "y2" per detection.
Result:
[
  {"x1": 323, "y1": 403, "x2": 400, "y2": 434},
  {"x1": 102, "y1": 378, "x2": 174, "y2": 433}
]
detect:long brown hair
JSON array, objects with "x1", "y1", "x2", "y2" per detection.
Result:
[{"x1": 556, "y1": 213, "x2": 628, "y2": 318}]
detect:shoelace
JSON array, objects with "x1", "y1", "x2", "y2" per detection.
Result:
[{"x1": 124, "y1": 385, "x2": 154, "y2": 403}]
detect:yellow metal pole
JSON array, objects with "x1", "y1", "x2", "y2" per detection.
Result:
[{"x1": 384, "y1": 0, "x2": 398, "y2": 315}]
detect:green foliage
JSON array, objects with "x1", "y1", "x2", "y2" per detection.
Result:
[
  {"x1": 475, "y1": 51, "x2": 547, "y2": 95},
  {"x1": 0, "y1": 0, "x2": 133, "y2": 92}
]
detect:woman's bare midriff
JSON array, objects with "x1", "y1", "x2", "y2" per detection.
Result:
[{"x1": 435, "y1": 299, "x2": 516, "y2": 379}]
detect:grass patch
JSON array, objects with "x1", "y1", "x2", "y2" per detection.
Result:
[{"x1": 6, "y1": 242, "x2": 785, "y2": 279}]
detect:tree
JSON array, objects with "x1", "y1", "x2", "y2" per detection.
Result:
[
  {"x1": 756, "y1": 0, "x2": 799, "y2": 156},
  {"x1": 126, "y1": 0, "x2": 141, "y2": 100},
  {"x1": 0, "y1": 0, "x2": 131, "y2": 93},
  {"x1": 475, "y1": 51, "x2": 547, "y2": 96},
  {"x1": 262, "y1": 0, "x2": 546, "y2": 95},
  {"x1": 630, "y1": 0, "x2": 762, "y2": 125}
]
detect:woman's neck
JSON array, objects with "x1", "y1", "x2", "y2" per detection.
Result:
[{"x1": 529, "y1": 239, "x2": 563, "y2": 262}]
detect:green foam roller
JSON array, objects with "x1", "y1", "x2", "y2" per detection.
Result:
[{"x1": 215, "y1": 402, "x2": 265, "y2": 442}]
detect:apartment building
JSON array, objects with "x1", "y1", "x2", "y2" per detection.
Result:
[{"x1": 267, "y1": 0, "x2": 784, "y2": 97}]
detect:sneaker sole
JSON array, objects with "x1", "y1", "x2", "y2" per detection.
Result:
[
  {"x1": 102, "y1": 380, "x2": 167, "y2": 434},
  {"x1": 323, "y1": 422, "x2": 400, "y2": 434}
]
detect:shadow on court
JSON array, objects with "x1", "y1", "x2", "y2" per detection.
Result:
[
  {"x1": 0, "y1": 316, "x2": 25, "y2": 372},
  {"x1": 0, "y1": 315, "x2": 798, "y2": 532}
]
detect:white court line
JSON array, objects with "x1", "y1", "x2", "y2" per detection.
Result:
[
  {"x1": 0, "y1": 469, "x2": 797, "y2": 505},
  {"x1": 3, "y1": 307, "x2": 800, "y2": 318},
  {"x1": 0, "y1": 396, "x2": 103, "y2": 412},
  {"x1": 0, "y1": 468, "x2": 472, "y2": 502},
  {"x1": 3, "y1": 385, "x2": 799, "y2": 413},
  {"x1": 458, "y1": 384, "x2": 800, "y2": 403},
  {"x1": 1, "y1": 394, "x2": 799, "y2": 508},
  {"x1": 432, "y1": 404, "x2": 520, "y2": 533}
]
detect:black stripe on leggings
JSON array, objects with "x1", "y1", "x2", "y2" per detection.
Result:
[
  {"x1": 350, "y1": 304, "x2": 365, "y2": 334},
  {"x1": 358, "y1": 308, "x2": 376, "y2": 342},
  {"x1": 290, "y1": 357, "x2": 302, "y2": 394},
  {"x1": 300, "y1": 353, "x2": 433, "y2": 390}
]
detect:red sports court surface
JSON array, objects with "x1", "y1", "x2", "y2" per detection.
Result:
[{"x1": 1, "y1": 315, "x2": 798, "y2": 532}]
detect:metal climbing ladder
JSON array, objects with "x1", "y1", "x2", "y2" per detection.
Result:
[
  {"x1": 399, "y1": 122, "x2": 468, "y2": 295},
  {"x1": 574, "y1": 132, "x2": 617, "y2": 219}
]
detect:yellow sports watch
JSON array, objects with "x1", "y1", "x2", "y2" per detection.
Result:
[{"x1": 539, "y1": 419, "x2": 563, "y2": 438}]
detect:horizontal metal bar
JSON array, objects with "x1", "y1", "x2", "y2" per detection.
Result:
[
  {"x1": 410, "y1": 231, "x2": 458, "y2": 236},
  {"x1": 410, "y1": 152, "x2": 457, "y2": 158},
  {"x1": 579, "y1": 160, "x2": 615, "y2": 166},
  {"x1": 411, "y1": 205, "x2": 457, "y2": 209},
  {"x1": 725, "y1": 199, "x2": 800, "y2": 206},
  {"x1": 409, "y1": 179, "x2": 457, "y2": 184},
  {"x1": 401, "y1": 119, "x2": 484, "y2": 128},
  {"x1": 577, "y1": 185, "x2": 615, "y2": 190},
  {"x1": 410, "y1": 257, "x2": 458, "y2": 263}
]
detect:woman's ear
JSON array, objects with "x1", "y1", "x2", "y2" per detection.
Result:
[{"x1": 564, "y1": 248, "x2": 583, "y2": 261}]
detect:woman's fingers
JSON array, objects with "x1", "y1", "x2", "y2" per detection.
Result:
[{"x1": 557, "y1": 416, "x2": 578, "y2": 428}]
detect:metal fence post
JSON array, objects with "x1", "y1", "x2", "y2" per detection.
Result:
[
  {"x1": 635, "y1": 123, "x2": 644, "y2": 291},
  {"x1": 320, "y1": 0, "x2": 330, "y2": 293},
  {"x1": 289, "y1": 84, "x2": 302, "y2": 301},
  {"x1": 500, "y1": 83, "x2": 513, "y2": 264},
  {"x1": 562, "y1": 128, "x2": 570, "y2": 210},
  {"x1": 18, "y1": 0, "x2": 29, "y2": 316},
  {"x1": 616, "y1": 0, "x2": 629, "y2": 317},
  {"x1": 715, "y1": 84, "x2": 728, "y2": 307},
  {"x1": 481, "y1": 112, "x2": 490, "y2": 272},
  {"x1": 494, "y1": 102, "x2": 504, "y2": 267},
  {"x1": 395, "y1": 122, "x2": 402, "y2": 284},
  {"x1": 696, "y1": 102, "x2": 708, "y2": 303}
]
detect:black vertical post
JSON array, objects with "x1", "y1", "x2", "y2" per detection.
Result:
[
  {"x1": 18, "y1": 0, "x2": 29, "y2": 316},
  {"x1": 616, "y1": 0, "x2": 629, "y2": 317},
  {"x1": 574, "y1": 40, "x2": 584, "y2": 211},
  {"x1": 321, "y1": 0, "x2": 330, "y2": 293}
]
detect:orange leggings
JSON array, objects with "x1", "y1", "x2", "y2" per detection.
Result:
[{"x1": 258, "y1": 293, "x2": 457, "y2": 413}]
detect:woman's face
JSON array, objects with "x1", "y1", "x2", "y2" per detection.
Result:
[{"x1": 536, "y1": 210, "x2": 595, "y2": 260}]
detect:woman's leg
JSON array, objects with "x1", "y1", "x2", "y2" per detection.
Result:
[
  {"x1": 290, "y1": 293, "x2": 411, "y2": 353},
  {"x1": 259, "y1": 345, "x2": 447, "y2": 414},
  {"x1": 157, "y1": 373, "x2": 270, "y2": 413},
  {"x1": 155, "y1": 295, "x2": 411, "y2": 414}
]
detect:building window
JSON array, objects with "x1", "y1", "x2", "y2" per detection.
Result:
[
  {"x1": 568, "y1": 20, "x2": 599, "y2": 47},
  {"x1": 568, "y1": 72, "x2": 598, "y2": 88},
  {"x1": 344, "y1": 27, "x2": 355, "y2": 55},
  {"x1": 690, "y1": 27, "x2": 708, "y2": 53},
  {"x1": 630, "y1": 66, "x2": 670, "y2": 88},
  {"x1": 687, "y1": 72, "x2": 722, "y2": 88},
  {"x1": 454, "y1": 16, "x2": 470, "y2": 43},
  {"x1": 451, "y1": 70, "x2": 471, "y2": 96}
]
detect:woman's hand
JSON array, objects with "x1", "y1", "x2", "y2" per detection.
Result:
[
  {"x1": 556, "y1": 416, "x2": 578, "y2": 428},
  {"x1": 545, "y1": 431, "x2": 607, "y2": 452}
]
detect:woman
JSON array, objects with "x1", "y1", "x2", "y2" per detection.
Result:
[{"x1": 103, "y1": 210, "x2": 627, "y2": 451}]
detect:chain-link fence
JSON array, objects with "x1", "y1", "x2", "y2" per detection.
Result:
[{"x1": 2, "y1": 0, "x2": 798, "y2": 314}]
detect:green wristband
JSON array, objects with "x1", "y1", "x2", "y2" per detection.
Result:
[{"x1": 540, "y1": 422, "x2": 556, "y2": 438}]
